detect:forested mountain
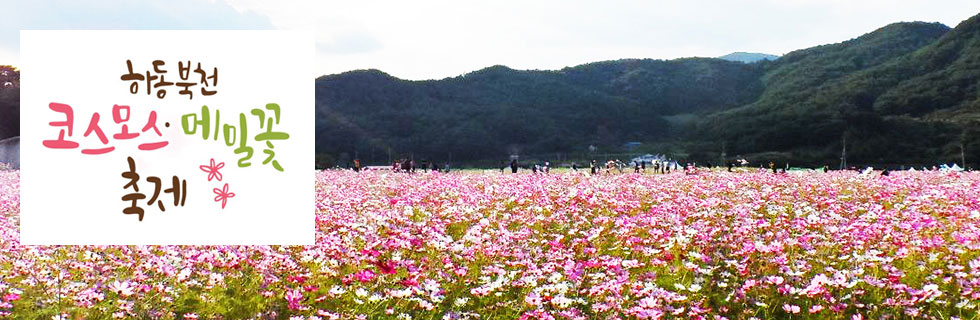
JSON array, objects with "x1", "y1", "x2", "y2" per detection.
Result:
[
  {"x1": 316, "y1": 59, "x2": 763, "y2": 164},
  {"x1": 700, "y1": 21, "x2": 958, "y2": 165},
  {"x1": 317, "y1": 14, "x2": 980, "y2": 167}
]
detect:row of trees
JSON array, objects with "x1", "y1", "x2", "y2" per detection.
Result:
[{"x1": 0, "y1": 65, "x2": 19, "y2": 140}]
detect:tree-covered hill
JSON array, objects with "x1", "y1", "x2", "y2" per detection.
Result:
[
  {"x1": 316, "y1": 58, "x2": 763, "y2": 164},
  {"x1": 316, "y1": 14, "x2": 980, "y2": 168},
  {"x1": 702, "y1": 17, "x2": 980, "y2": 167}
]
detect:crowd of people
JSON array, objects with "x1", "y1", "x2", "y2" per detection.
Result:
[
  {"x1": 390, "y1": 158, "x2": 451, "y2": 173},
  {"x1": 494, "y1": 158, "x2": 685, "y2": 175},
  {"x1": 339, "y1": 157, "x2": 972, "y2": 176}
]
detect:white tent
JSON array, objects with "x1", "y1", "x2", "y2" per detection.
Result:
[
  {"x1": 939, "y1": 164, "x2": 964, "y2": 172},
  {"x1": 0, "y1": 136, "x2": 18, "y2": 169},
  {"x1": 630, "y1": 154, "x2": 664, "y2": 164}
]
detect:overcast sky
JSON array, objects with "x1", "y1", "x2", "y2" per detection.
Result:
[{"x1": 2, "y1": 0, "x2": 980, "y2": 80}]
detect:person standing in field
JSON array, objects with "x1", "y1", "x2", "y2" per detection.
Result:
[
  {"x1": 510, "y1": 159, "x2": 519, "y2": 174},
  {"x1": 590, "y1": 160, "x2": 598, "y2": 175},
  {"x1": 400, "y1": 159, "x2": 411, "y2": 173},
  {"x1": 353, "y1": 159, "x2": 361, "y2": 172}
]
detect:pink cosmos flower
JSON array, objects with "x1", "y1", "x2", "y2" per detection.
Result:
[
  {"x1": 525, "y1": 292, "x2": 542, "y2": 306},
  {"x1": 374, "y1": 260, "x2": 397, "y2": 274},
  {"x1": 399, "y1": 276, "x2": 419, "y2": 287},
  {"x1": 353, "y1": 269, "x2": 376, "y2": 283},
  {"x1": 287, "y1": 275, "x2": 307, "y2": 284},
  {"x1": 285, "y1": 288, "x2": 303, "y2": 310},
  {"x1": 109, "y1": 280, "x2": 134, "y2": 297},
  {"x1": 470, "y1": 286, "x2": 491, "y2": 297},
  {"x1": 782, "y1": 304, "x2": 800, "y2": 314}
]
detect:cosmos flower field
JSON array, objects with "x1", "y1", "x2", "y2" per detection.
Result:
[{"x1": 1, "y1": 169, "x2": 980, "y2": 319}]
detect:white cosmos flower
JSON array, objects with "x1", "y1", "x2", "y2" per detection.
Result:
[
  {"x1": 355, "y1": 288, "x2": 368, "y2": 298},
  {"x1": 551, "y1": 295, "x2": 573, "y2": 309}
]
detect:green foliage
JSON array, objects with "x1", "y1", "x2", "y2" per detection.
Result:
[
  {"x1": 311, "y1": 14, "x2": 980, "y2": 167},
  {"x1": 701, "y1": 16, "x2": 980, "y2": 167},
  {"x1": 0, "y1": 65, "x2": 19, "y2": 140},
  {"x1": 0, "y1": 86, "x2": 18, "y2": 140},
  {"x1": 315, "y1": 60, "x2": 761, "y2": 163}
]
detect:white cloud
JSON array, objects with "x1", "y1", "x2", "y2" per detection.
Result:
[
  {"x1": 0, "y1": 47, "x2": 18, "y2": 68},
  {"x1": 221, "y1": 0, "x2": 980, "y2": 80},
  {"x1": 3, "y1": 0, "x2": 979, "y2": 79},
  {"x1": 0, "y1": 0, "x2": 273, "y2": 67}
]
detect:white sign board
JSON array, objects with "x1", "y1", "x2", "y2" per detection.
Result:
[{"x1": 20, "y1": 30, "x2": 314, "y2": 245}]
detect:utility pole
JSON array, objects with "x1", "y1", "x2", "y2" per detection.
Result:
[
  {"x1": 839, "y1": 134, "x2": 847, "y2": 170},
  {"x1": 961, "y1": 142, "x2": 966, "y2": 169},
  {"x1": 838, "y1": 106, "x2": 848, "y2": 170},
  {"x1": 721, "y1": 141, "x2": 727, "y2": 169}
]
